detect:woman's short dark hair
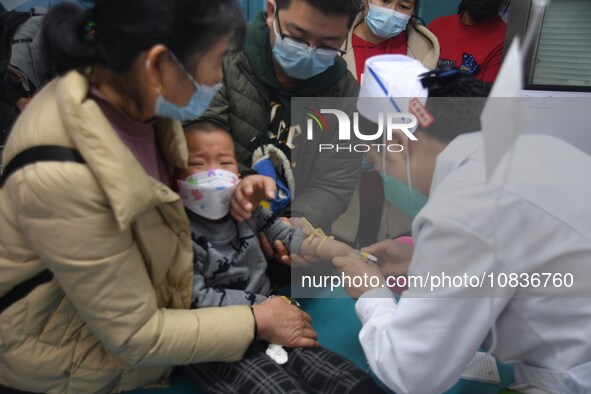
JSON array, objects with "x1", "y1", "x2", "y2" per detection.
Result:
[{"x1": 42, "y1": 0, "x2": 246, "y2": 76}]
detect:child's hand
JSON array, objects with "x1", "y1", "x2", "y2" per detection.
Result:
[
  {"x1": 259, "y1": 218, "x2": 322, "y2": 266},
  {"x1": 310, "y1": 238, "x2": 356, "y2": 261},
  {"x1": 231, "y1": 175, "x2": 276, "y2": 221},
  {"x1": 289, "y1": 217, "x2": 314, "y2": 237},
  {"x1": 293, "y1": 217, "x2": 356, "y2": 263}
]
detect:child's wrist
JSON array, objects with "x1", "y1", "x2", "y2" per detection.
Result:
[{"x1": 342, "y1": 249, "x2": 361, "y2": 261}]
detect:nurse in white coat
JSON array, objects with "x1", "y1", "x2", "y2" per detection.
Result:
[{"x1": 333, "y1": 55, "x2": 591, "y2": 394}]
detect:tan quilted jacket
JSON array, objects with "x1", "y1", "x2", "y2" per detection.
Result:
[
  {"x1": 342, "y1": 12, "x2": 440, "y2": 80},
  {"x1": 0, "y1": 70, "x2": 254, "y2": 393}
]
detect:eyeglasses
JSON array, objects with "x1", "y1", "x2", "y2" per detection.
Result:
[{"x1": 274, "y1": 10, "x2": 346, "y2": 57}]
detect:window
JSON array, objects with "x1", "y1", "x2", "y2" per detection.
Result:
[{"x1": 530, "y1": 0, "x2": 591, "y2": 89}]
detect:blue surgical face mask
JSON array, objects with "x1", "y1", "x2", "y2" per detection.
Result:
[
  {"x1": 366, "y1": 3, "x2": 412, "y2": 39},
  {"x1": 380, "y1": 148, "x2": 428, "y2": 217},
  {"x1": 153, "y1": 53, "x2": 222, "y2": 122},
  {"x1": 272, "y1": 19, "x2": 338, "y2": 80}
]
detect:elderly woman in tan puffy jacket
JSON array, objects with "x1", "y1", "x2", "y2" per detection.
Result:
[
  {"x1": 0, "y1": 1, "x2": 318, "y2": 393},
  {"x1": 342, "y1": 0, "x2": 439, "y2": 81}
]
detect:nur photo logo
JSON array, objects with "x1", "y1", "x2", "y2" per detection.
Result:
[{"x1": 305, "y1": 108, "x2": 419, "y2": 153}]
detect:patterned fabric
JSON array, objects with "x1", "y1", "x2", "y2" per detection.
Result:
[
  {"x1": 184, "y1": 341, "x2": 384, "y2": 394},
  {"x1": 189, "y1": 207, "x2": 304, "y2": 308}
]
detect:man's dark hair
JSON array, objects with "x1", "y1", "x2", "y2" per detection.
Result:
[
  {"x1": 416, "y1": 71, "x2": 493, "y2": 143},
  {"x1": 276, "y1": 0, "x2": 363, "y2": 28}
]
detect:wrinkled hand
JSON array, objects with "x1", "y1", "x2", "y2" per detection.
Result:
[
  {"x1": 332, "y1": 255, "x2": 386, "y2": 299},
  {"x1": 251, "y1": 297, "x2": 319, "y2": 348},
  {"x1": 231, "y1": 175, "x2": 276, "y2": 221},
  {"x1": 362, "y1": 239, "x2": 414, "y2": 277}
]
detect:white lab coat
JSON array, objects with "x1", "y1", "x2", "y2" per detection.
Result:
[{"x1": 356, "y1": 132, "x2": 591, "y2": 394}]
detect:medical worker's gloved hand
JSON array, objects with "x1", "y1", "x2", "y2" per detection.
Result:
[{"x1": 362, "y1": 239, "x2": 414, "y2": 277}]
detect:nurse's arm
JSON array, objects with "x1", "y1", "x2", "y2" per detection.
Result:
[{"x1": 355, "y1": 214, "x2": 513, "y2": 394}]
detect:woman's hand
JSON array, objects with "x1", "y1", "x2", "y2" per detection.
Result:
[
  {"x1": 332, "y1": 256, "x2": 386, "y2": 299},
  {"x1": 362, "y1": 239, "x2": 414, "y2": 277},
  {"x1": 231, "y1": 175, "x2": 276, "y2": 221},
  {"x1": 251, "y1": 297, "x2": 319, "y2": 348},
  {"x1": 259, "y1": 221, "x2": 291, "y2": 265}
]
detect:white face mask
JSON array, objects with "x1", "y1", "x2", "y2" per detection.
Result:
[{"x1": 177, "y1": 169, "x2": 240, "y2": 220}]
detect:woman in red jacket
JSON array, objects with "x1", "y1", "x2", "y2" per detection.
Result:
[{"x1": 429, "y1": 0, "x2": 507, "y2": 83}]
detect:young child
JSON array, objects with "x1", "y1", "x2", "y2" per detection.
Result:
[{"x1": 175, "y1": 121, "x2": 383, "y2": 394}]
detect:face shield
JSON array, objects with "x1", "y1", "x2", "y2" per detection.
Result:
[{"x1": 357, "y1": 54, "x2": 429, "y2": 216}]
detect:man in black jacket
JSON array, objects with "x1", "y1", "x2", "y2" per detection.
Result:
[{"x1": 200, "y1": 0, "x2": 363, "y2": 232}]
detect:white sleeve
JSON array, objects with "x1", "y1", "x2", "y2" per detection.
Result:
[{"x1": 355, "y1": 213, "x2": 512, "y2": 394}]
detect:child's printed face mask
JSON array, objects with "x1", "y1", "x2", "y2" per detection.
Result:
[{"x1": 177, "y1": 169, "x2": 240, "y2": 220}]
